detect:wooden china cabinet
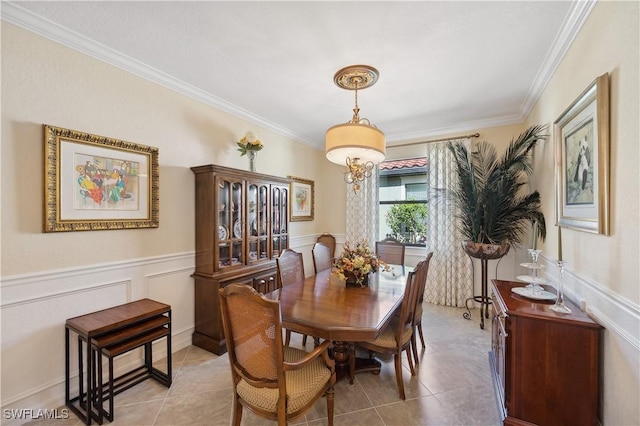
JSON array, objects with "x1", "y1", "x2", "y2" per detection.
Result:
[
  {"x1": 191, "y1": 164, "x2": 290, "y2": 354},
  {"x1": 490, "y1": 279, "x2": 602, "y2": 426}
]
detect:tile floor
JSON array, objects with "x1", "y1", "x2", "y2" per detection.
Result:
[{"x1": 32, "y1": 304, "x2": 502, "y2": 425}]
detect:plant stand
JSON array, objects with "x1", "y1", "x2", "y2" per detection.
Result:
[{"x1": 461, "y1": 241, "x2": 509, "y2": 329}]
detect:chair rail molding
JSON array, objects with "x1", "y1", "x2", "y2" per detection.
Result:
[
  {"x1": 540, "y1": 255, "x2": 640, "y2": 351},
  {"x1": 0, "y1": 252, "x2": 195, "y2": 411}
]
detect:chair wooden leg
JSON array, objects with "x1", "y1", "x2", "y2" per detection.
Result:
[
  {"x1": 411, "y1": 330, "x2": 419, "y2": 366},
  {"x1": 326, "y1": 386, "x2": 335, "y2": 426},
  {"x1": 232, "y1": 397, "x2": 242, "y2": 426},
  {"x1": 285, "y1": 330, "x2": 292, "y2": 346},
  {"x1": 394, "y1": 353, "x2": 406, "y2": 400},
  {"x1": 406, "y1": 346, "x2": 415, "y2": 376},
  {"x1": 417, "y1": 322, "x2": 425, "y2": 348}
]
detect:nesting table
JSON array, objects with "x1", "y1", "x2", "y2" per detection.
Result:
[{"x1": 65, "y1": 299, "x2": 172, "y2": 425}]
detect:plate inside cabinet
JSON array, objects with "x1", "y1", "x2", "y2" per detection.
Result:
[
  {"x1": 218, "y1": 225, "x2": 228, "y2": 240},
  {"x1": 233, "y1": 220, "x2": 242, "y2": 238}
]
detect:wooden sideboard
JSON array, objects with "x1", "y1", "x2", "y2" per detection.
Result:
[
  {"x1": 490, "y1": 279, "x2": 602, "y2": 426},
  {"x1": 191, "y1": 164, "x2": 290, "y2": 354}
]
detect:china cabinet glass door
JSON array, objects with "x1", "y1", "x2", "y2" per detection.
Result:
[
  {"x1": 271, "y1": 185, "x2": 289, "y2": 257},
  {"x1": 247, "y1": 183, "x2": 269, "y2": 263},
  {"x1": 217, "y1": 178, "x2": 243, "y2": 269}
]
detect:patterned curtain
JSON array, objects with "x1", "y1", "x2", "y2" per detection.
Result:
[
  {"x1": 345, "y1": 168, "x2": 379, "y2": 251},
  {"x1": 423, "y1": 139, "x2": 473, "y2": 307}
]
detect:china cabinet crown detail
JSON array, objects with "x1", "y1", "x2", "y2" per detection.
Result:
[{"x1": 191, "y1": 164, "x2": 290, "y2": 354}]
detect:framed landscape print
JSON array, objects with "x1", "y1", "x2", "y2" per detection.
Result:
[
  {"x1": 554, "y1": 73, "x2": 609, "y2": 235},
  {"x1": 288, "y1": 176, "x2": 314, "y2": 221},
  {"x1": 44, "y1": 125, "x2": 159, "y2": 232}
]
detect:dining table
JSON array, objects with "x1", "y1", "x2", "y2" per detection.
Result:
[{"x1": 266, "y1": 265, "x2": 409, "y2": 383}]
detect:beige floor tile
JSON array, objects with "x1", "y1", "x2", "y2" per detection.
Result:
[
  {"x1": 308, "y1": 407, "x2": 385, "y2": 426},
  {"x1": 155, "y1": 388, "x2": 232, "y2": 425},
  {"x1": 109, "y1": 400, "x2": 164, "y2": 426},
  {"x1": 375, "y1": 395, "x2": 463, "y2": 426},
  {"x1": 51, "y1": 304, "x2": 501, "y2": 425}
]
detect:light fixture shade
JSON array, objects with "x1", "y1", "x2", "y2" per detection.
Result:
[{"x1": 325, "y1": 122, "x2": 386, "y2": 165}]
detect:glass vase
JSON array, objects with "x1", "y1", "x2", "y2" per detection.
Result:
[
  {"x1": 247, "y1": 150, "x2": 257, "y2": 172},
  {"x1": 550, "y1": 260, "x2": 572, "y2": 313}
]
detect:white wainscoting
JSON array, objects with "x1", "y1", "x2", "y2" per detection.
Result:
[
  {"x1": 1, "y1": 235, "x2": 637, "y2": 415},
  {"x1": 539, "y1": 254, "x2": 640, "y2": 352},
  {"x1": 0, "y1": 252, "x2": 195, "y2": 414}
]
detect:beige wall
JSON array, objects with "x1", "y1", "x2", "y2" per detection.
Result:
[
  {"x1": 526, "y1": 2, "x2": 639, "y2": 424},
  {"x1": 1, "y1": 1, "x2": 639, "y2": 423},
  {"x1": 528, "y1": 1, "x2": 639, "y2": 301},
  {"x1": 0, "y1": 21, "x2": 346, "y2": 407},
  {"x1": 0, "y1": 22, "x2": 345, "y2": 277}
]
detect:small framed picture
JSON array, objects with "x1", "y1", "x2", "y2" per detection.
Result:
[
  {"x1": 44, "y1": 125, "x2": 159, "y2": 232},
  {"x1": 554, "y1": 73, "x2": 609, "y2": 234},
  {"x1": 288, "y1": 176, "x2": 314, "y2": 221}
]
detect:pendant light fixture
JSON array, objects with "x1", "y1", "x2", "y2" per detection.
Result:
[{"x1": 325, "y1": 65, "x2": 385, "y2": 193}]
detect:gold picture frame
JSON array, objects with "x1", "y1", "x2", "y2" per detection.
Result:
[
  {"x1": 288, "y1": 176, "x2": 314, "y2": 221},
  {"x1": 44, "y1": 125, "x2": 159, "y2": 232},
  {"x1": 554, "y1": 73, "x2": 609, "y2": 234}
]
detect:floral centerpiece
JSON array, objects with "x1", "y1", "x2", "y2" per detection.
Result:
[
  {"x1": 237, "y1": 131, "x2": 263, "y2": 172},
  {"x1": 335, "y1": 240, "x2": 389, "y2": 287}
]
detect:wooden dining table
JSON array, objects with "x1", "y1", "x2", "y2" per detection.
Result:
[{"x1": 266, "y1": 265, "x2": 409, "y2": 382}]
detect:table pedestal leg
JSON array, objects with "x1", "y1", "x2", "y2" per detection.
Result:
[{"x1": 333, "y1": 342, "x2": 381, "y2": 384}]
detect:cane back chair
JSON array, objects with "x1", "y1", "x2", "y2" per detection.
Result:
[
  {"x1": 375, "y1": 237, "x2": 406, "y2": 265},
  {"x1": 312, "y1": 242, "x2": 333, "y2": 274},
  {"x1": 358, "y1": 261, "x2": 423, "y2": 400},
  {"x1": 410, "y1": 252, "x2": 433, "y2": 365},
  {"x1": 219, "y1": 284, "x2": 335, "y2": 426},
  {"x1": 276, "y1": 249, "x2": 309, "y2": 346}
]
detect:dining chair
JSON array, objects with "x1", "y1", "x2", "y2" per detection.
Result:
[
  {"x1": 357, "y1": 266, "x2": 421, "y2": 400},
  {"x1": 410, "y1": 252, "x2": 433, "y2": 365},
  {"x1": 312, "y1": 242, "x2": 333, "y2": 274},
  {"x1": 219, "y1": 284, "x2": 336, "y2": 426},
  {"x1": 316, "y1": 233, "x2": 336, "y2": 257},
  {"x1": 276, "y1": 249, "x2": 309, "y2": 346},
  {"x1": 375, "y1": 237, "x2": 406, "y2": 265}
]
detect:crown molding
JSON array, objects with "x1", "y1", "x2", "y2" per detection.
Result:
[
  {"x1": 0, "y1": 1, "x2": 318, "y2": 148},
  {"x1": 518, "y1": 0, "x2": 598, "y2": 120},
  {"x1": 2, "y1": 1, "x2": 595, "y2": 149}
]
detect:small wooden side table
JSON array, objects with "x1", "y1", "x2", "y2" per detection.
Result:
[{"x1": 65, "y1": 299, "x2": 172, "y2": 425}]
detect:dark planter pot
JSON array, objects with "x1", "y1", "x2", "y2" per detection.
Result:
[{"x1": 462, "y1": 241, "x2": 510, "y2": 260}]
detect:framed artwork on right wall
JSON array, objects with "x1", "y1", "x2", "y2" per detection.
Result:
[{"x1": 554, "y1": 72, "x2": 610, "y2": 235}]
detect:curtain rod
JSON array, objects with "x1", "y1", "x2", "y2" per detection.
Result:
[{"x1": 389, "y1": 132, "x2": 480, "y2": 148}]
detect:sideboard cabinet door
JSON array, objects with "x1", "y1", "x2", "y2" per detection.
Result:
[{"x1": 490, "y1": 279, "x2": 602, "y2": 426}]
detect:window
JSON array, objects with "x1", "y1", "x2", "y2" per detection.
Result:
[{"x1": 379, "y1": 157, "x2": 427, "y2": 246}]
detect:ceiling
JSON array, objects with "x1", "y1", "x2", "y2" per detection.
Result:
[{"x1": 3, "y1": 1, "x2": 595, "y2": 151}]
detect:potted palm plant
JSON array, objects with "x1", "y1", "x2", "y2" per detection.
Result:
[{"x1": 448, "y1": 125, "x2": 548, "y2": 259}]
